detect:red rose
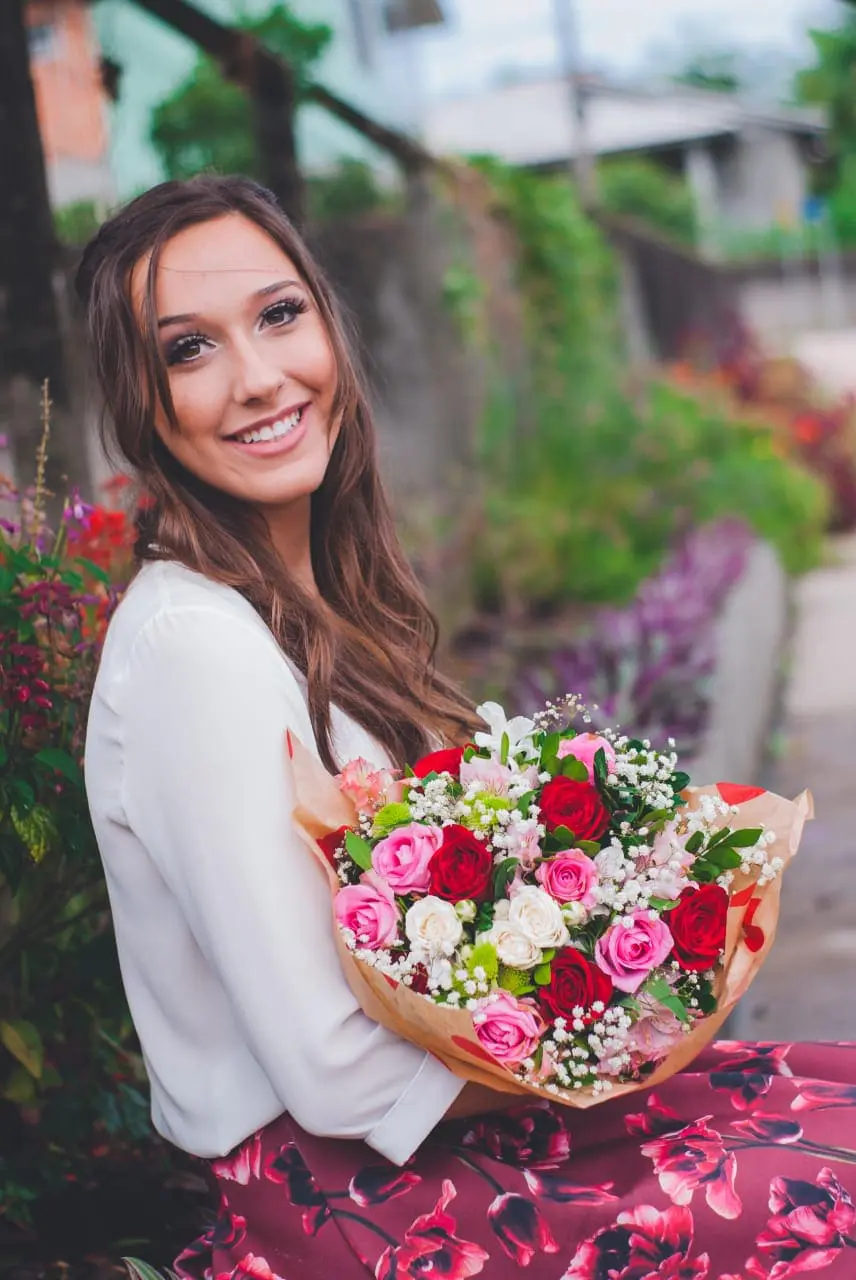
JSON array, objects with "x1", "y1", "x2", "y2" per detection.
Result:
[
  {"x1": 665, "y1": 884, "x2": 728, "y2": 971},
  {"x1": 317, "y1": 825, "x2": 352, "y2": 868},
  {"x1": 538, "y1": 950, "x2": 614, "y2": 1025},
  {"x1": 539, "y1": 777, "x2": 609, "y2": 841},
  {"x1": 412, "y1": 747, "x2": 465, "y2": 779},
  {"x1": 428, "y1": 825, "x2": 493, "y2": 901}
]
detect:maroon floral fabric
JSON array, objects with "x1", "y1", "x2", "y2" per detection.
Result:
[{"x1": 174, "y1": 1042, "x2": 856, "y2": 1279}]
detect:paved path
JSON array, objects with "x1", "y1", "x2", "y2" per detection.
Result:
[{"x1": 737, "y1": 534, "x2": 856, "y2": 1041}]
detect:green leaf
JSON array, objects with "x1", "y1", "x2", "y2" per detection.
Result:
[
  {"x1": 672, "y1": 772, "x2": 691, "y2": 791},
  {"x1": 344, "y1": 830, "x2": 374, "y2": 872},
  {"x1": 0, "y1": 1019, "x2": 44, "y2": 1079},
  {"x1": 593, "y1": 746, "x2": 609, "y2": 787},
  {"x1": 725, "y1": 827, "x2": 764, "y2": 848},
  {"x1": 560, "y1": 755, "x2": 589, "y2": 782},
  {"x1": 539, "y1": 732, "x2": 561, "y2": 774},
  {"x1": 577, "y1": 840, "x2": 601, "y2": 856},
  {"x1": 643, "y1": 977, "x2": 691, "y2": 1024},
  {"x1": 2, "y1": 1064, "x2": 38, "y2": 1105},
  {"x1": 73, "y1": 556, "x2": 111, "y2": 584},
  {"x1": 493, "y1": 858, "x2": 519, "y2": 899},
  {"x1": 516, "y1": 790, "x2": 536, "y2": 816},
  {"x1": 685, "y1": 830, "x2": 705, "y2": 855},
  {"x1": 34, "y1": 747, "x2": 83, "y2": 786},
  {"x1": 708, "y1": 847, "x2": 743, "y2": 870},
  {"x1": 649, "y1": 897, "x2": 680, "y2": 912},
  {"x1": 0, "y1": 743, "x2": 7, "y2": 769},
  {"x1": 551, "y1": 825, "x2": 577, "y2": 848},
  {"x1": 533, "y1": 961, "x2": 553, "y2": 986}
]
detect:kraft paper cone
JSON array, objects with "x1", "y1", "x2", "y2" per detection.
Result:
[{"x1": 288, "y1": 733, "x2": 812, "y2": 1109}]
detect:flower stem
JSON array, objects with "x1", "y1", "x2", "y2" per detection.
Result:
[{"x1": 332, "y1": 1208, "x2": 399, "y2": 1249}]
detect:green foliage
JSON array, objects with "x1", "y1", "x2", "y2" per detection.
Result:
[
  {"x1": 461, "y1": 162, "x2": 826, "y2": 615},
  {"x1": 0, "y1": 474, "x2": 146, "y2": 1226},
  {"x1": 796, "y1": 13, "x2": 856, "y2": 196},
  {"x1": 307, "y1": 159, "x2": 395, "y2": 223},
  {"x1": 150, "y1": 4, "x2": 331, "y2": 183},
  {"x1": 598, "y1": 158, "x2": 697, "y2": 246},
  {"x1": 54, "y1": 199, "x2": 102, "y2": 247},
  {"x1": 672, "y1": 51, "x2": 742, "y2": 94}
]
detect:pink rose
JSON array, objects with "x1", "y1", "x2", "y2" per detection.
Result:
[
  {"x1": 371, "y1": 822, "x2": 444, "y2": 894},
  {"x1": 338, "y1": 757, "x2": 398, "y2": 812},
  {"x1": 334, "y1": 880, "x2": 399, "y2": 950},
  {"x1": 557, "y1": 734, "x2": 616, "y2": 781},
  {"x1": 473, "y1": 991, "x2": 545, "y2": 1066},
  {"x1": 536, "y1": 850, "x2": 599, "y2": 909},
  {"x1": 595, "y1": 909, "x2": 674, "y2": 994}
]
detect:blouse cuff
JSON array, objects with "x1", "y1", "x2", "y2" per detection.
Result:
[{"x1": 365, "y1": 1052, "x2": 466, "y2": 1165}]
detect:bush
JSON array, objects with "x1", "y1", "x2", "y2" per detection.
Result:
[
  {"x1": 0, "y1": 462, "x2": 146, "y2": 1228},
  {"x1": 598, "y1": 157, "x2": 697, "y2": 245},
  {"x1": 461, "y1": 163, "x2": 826, "y2": 618},
  {"x1": 471, "y1": 379, "x2": 826, "y2": 616},
  {"x1": 673, "y1": 323, "x2": 856, "y2": 531}
]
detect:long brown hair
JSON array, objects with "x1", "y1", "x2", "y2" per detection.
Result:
[{"x1": 75, "y1": 174, "x2": 475, "y2": 771}]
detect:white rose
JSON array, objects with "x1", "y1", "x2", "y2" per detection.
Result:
[
  {"x1": 482, "y1": 922, "x2": 543, "y2": 970},
  {"x1": 508, "y1": 886, "x2": 570, "y2": 949},
  {"x1": 405, "y1": 897, "x2": 464, "y2": 957}
]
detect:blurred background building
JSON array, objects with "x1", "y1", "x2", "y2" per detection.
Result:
[{"x1": 24, "y1": 0, "x2": 114, "y2": 206}]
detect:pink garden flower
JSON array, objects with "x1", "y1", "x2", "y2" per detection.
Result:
[
  {"x1": 459, "y1": 755, "x2": 516, "y2": 795},
  {"x1": 338, "y1": 757, "x2": 397, "y2": 812},
  {"x1": 594, "y1": 909, "x2": 674, "y2": 994},
  {"x1": 536, "y1": 850, "x2": 599, "y2": 909},
  {"x1": 334, "y1": 880, "x2": 399, "y2": 949},
  {"x1": 473, "y1": 991, "x2": 545, "y2": 1067},
  {"x1": 557, "y1": 733, "x2": 616, "y2": 780},
  {"x1": 371, "y1": 822, "x2": 444, "y2": 894}
]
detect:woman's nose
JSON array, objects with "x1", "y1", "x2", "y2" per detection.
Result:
[{"x1": 232, "y1": 336, "x2": 285, "y2": 404}]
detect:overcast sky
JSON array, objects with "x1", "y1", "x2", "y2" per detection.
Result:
[{"x1": 418, "y1": 0, "x2": 838, "y2": 98}]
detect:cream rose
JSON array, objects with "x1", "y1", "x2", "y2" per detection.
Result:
[
  {"x1": 508, "y1": 886, "x2": 570, "y2": 949},
  {"x1": 405, "y1": 897, "x2": 464, "y2": 957},
  {"x1": 482, "y1": 922, "x2": 543, "y2": 971}
]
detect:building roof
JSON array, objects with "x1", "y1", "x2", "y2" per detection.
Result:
[{"x1": 423, "y1": 78, "x2": 826, "y2": 168}]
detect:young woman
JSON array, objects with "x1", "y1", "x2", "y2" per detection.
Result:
[{"x1": 82, "y1": 176, "x2": 856, "y2": 1280}]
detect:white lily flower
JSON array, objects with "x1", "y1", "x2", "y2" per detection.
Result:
[{"x1": 474, "y1": 701, "x2": 539, "y2": 762}]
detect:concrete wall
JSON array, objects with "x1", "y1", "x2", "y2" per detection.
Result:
[{"x1": 733, "y1": 255, "x2": 856, "y2": 349}]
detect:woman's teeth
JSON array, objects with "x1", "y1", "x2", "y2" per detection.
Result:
[{"x1": 232, "y1": 408, "x2": 303, "y2": 445}]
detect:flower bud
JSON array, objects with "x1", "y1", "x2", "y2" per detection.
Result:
[{"x1": 455, "y1": 899, "x2": 477, "y2": 923}]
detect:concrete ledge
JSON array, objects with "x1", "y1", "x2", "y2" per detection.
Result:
[{"x1": 685, "y1": 540, "x2": 789, "y2": 788}]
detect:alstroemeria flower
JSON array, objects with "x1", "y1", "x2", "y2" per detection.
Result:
[{"x1": 473, "y1": 701, "x2": 538, "y2": 762}]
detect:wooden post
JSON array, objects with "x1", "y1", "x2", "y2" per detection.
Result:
[
  {"x1": 129, "y1": 0, "x2": 304, "y2": 224},
  {"x1": 0, "y1": 0, "x2": 66, "y2": 399}
]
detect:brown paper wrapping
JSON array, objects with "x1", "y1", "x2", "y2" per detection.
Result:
[{"x1": 288, "y1": 733, "x2": 812, "y2": 1108}]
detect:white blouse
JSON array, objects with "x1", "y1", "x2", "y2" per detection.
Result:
[{"x1": 84, "y1": 560, "x2": 464, "y2": 1165}]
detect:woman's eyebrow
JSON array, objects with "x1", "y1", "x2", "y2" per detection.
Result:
[{"x1": 157, "y1": 279, "x2": 302, "y2": 329}]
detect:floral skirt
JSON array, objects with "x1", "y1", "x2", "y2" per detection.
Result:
[{"x1": 174, "y1": 1042, "x2": 856, "y2": 1279}]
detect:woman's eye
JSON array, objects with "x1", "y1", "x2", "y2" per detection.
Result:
[
  {"x1": 165, "y1": 334, "x2": 210, "y2": 366},
  {"x1": 261, "y1": 297, "x2": 309, "y2": 330}
]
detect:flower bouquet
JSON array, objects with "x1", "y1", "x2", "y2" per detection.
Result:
[{"x1": 289, "y1": 698, "x2": 811, "y2": 1107}]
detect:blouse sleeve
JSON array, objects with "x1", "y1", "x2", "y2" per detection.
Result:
[{"x1": 119, "y1": 603, "x2": 464, "y2": 1164}]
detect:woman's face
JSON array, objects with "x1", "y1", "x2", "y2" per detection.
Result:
[{"x1": 133, "y1": 214, "x2": 339, "y2": 510}]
